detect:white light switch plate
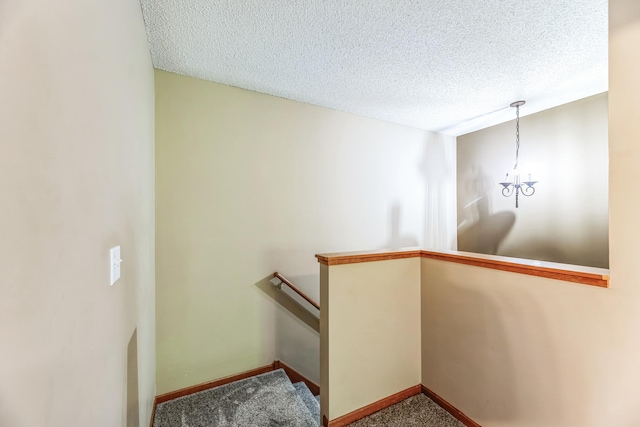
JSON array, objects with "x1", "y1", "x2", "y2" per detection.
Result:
[{"x1": 110, "y1": 246, "x2": 122, "y2": 286}]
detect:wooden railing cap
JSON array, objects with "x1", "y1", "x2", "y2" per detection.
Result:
[{"x1": 315, "y1": 247, "x2": 610, "y2": 288}]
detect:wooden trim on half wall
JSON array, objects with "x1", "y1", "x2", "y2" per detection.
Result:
[
  {"x1": 420, "y1": 250, "x2": 609, "y2": 288},
  {"x1": 155, "y1": 363, "x2": 276, "y2": 404},
  {"x1": 315, "y1": 248, "x2": 609, "y2": 288},
  {"x1": 315, "y1": 249, "x2": 422, "y2": 266},
  {"x1": 421, "y1": 385, "x2": 481, "y2": 427},
  {"x1": 327, "y1": 385, "x2": 422, "y2": 427}
]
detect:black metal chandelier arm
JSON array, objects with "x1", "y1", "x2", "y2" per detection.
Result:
[
  {"x1": 501, "y1": 186, "x2": 514, "y2": 197},
  {"x1": 521, "y1": 185, "x2": 535, "y2": 197}
]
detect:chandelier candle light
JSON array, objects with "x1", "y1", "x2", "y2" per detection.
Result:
[{"x1": 499, "y1": 100, "x2": 537, "y2": 208}]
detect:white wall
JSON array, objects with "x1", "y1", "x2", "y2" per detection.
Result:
[
  {"x1": 155, "y1": 70, "x2": 456, "y2": 393},
  {"x1": 0, "y1": 0, "x2": 155, "y2": 426},
  {"x1": 457, "y1": 94, "x2": 608, "y2": 268}
]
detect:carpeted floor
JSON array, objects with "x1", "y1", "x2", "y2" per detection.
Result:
[
  {"x1": 153, "y1": 368, "x2": 462, "y2": 427},
  {"x1": 345, "y1": 394, "x2": 465, "y2": 427},
  {"x1": 153, "y1": 369, "x2": 318, "y2": 427}
]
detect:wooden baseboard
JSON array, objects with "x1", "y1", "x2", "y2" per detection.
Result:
[
  {"x1": 155, "y1": 363, "x2": 276, "y2": 404},
  {"x1": 274, "y1": 360, "x2": 320, "y2": 396},
  {"x1": 327, "y1": 385, "x2": 422, "y2": 427},
  {"x1": 149, "y1": 397, "x2": 157, "y2": 427},
  {"x1": 421, "y1": 385, "x2": 481, "y2": 427}
]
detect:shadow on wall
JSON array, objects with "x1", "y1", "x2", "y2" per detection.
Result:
[
  {"x1": 423, "y1": 275, "x2": 562, "y2": 425},
  {"x1": 500, "y1": 241, "x2": 574, "y2": 266},
  {"x1": 419, "y1": 134, "x2": 456, "y2": 250},
  {"x1": 458, "y1": 167, "x2": 515, "y2": 255},
  {"x1": 255, "y1": 275, "x2": 319, "y2": 334},
  {"x1": 255, "y1": 274, "x2": 320, "y2": 383},
  {"x1": 458, "y1": 168, "x2": 608, "y2": 267},
  {"x1": 127, "y1": 329, "x2": 139, "y2": 427},
  {"x1": 385, "y1": 203, "x2": 418, "y2": 249}
]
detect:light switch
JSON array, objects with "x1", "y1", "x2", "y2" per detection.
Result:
[{"x1": 110, "y1": 246, "x2": 122, "y2": 286}]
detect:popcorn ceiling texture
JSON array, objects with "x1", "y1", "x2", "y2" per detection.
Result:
[{"x1": 140, "y1": 0, "x2": 607, "y2": 135}]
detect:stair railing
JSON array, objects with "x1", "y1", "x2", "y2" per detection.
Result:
[{"x1": 272, "y1": 272, "x2": 320, "y2": 311}]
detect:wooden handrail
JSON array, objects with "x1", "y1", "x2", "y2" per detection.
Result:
[{"x1": 273, "y1": 272, "x2": 320, "y2": 310}]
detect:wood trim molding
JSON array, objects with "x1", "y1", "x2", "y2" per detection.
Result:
[
  {"x1": 155, "y1": 363, "x2": 276, "y2": 404},
  {"x1": 274, "y1": 360, "x2": 320, "y2": 396},
  {"x1": 420, "y1": 250, "x2": 609, "y2": 288},
  {"x1": 421, "y1": 385, "x2": 481, "y2": 427},
  {"x1": 327, "y1": 385, "x2": 422, "y2": 427},
  {"x1": 149, "y1": 397, "x2": 157, "y2": 427},
  {"x1": 316, "y1": 249, "x2": 422, "y2": 266},
  {"x1": 315, "y1": 248, "x2": 609, "y2": 288}
]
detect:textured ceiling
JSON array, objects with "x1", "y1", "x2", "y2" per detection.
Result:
[{"x1": 140, "y1": 0, "x2": 608, "y2": 136}]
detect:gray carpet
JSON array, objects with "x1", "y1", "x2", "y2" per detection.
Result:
[
  {"x1": 293, "y1": 382, "x2": 320, "y2": 423},
  {"x1": 153, "y1": 369, "x2": 317, "y2": 427},
  {"x1": 154, "y1": 369, "x2": 463, "y2": 427},
  {"x1": 345, "y1": 394, "x2": 465, "y2": 427}
]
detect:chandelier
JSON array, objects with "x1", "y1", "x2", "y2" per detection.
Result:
[{"x1": 499, "y1": 100, "x2": 537, "y2": 208}]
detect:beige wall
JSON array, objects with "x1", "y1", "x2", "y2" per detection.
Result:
[
  {"x1": 154, "y1": 70, "x2": 455, "y2": 393},
  {"x1": 421, "y1": 258, "x2": 615, "y2": 426},
  {"x1": 457, "y1": 94, "x2": 609, "y2": 268},
  {"x1": 0, "y1": 1, "x2": 155, "y2": 426},
  {"x1": 321, "y1": 257, "x2": 422, "y2": 421},
  {"x1": 421, "y1": 2, "x2": 640, "y2": 425}
]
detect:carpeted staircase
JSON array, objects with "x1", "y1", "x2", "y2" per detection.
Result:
[{"x1": 153, "y1": 369, "x2": 320, "y2": 427}]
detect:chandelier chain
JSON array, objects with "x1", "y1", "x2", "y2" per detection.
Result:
[
  {"x1": 500, "y1": 100, "x2": 535, "y2": 208},
  {"x1": 514, "y1": 105, "x2": 520, "y2": 170}
]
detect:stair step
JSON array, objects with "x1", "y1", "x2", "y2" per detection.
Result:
[
  {"x1": 153, "y1": 369, "x2": 317, "y2": 427},
  {"x1": 293, "y1": 381, "x2": 321, "y2": 424}
]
